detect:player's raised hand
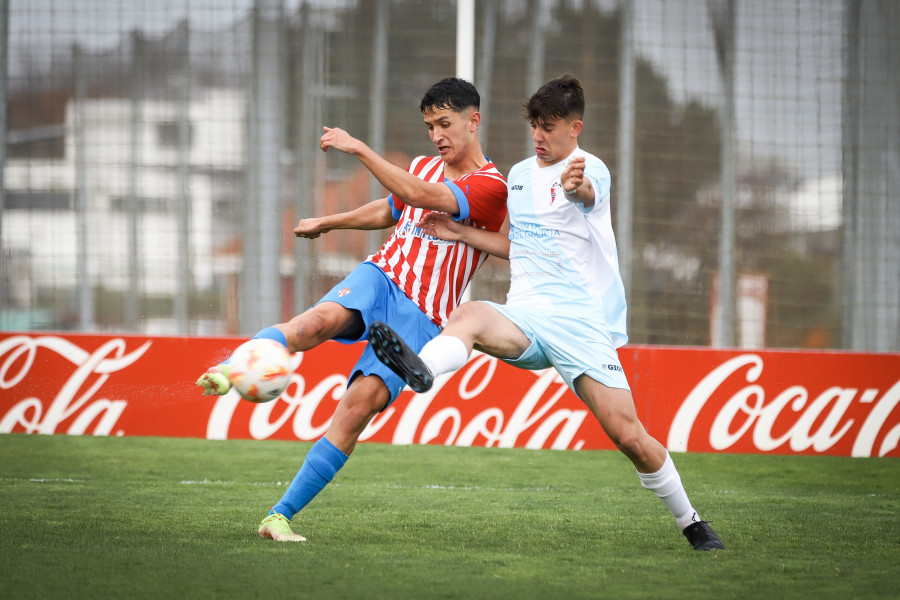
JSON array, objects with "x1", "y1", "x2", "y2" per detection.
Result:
[
  {"x1": 562, "y1": 156, "x2": 586, "y2": 195},
  {"x1": 294, "y1": 217, "x2": 328, "y2": 239},
  {"x1": 418, "y1": 211, "x2": 463, "y2": 242},
  {"x1": 320, "y1": 126, "x2": 363, "y2": 155}
]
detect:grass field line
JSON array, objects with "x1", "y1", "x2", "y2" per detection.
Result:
[
  {"x1": 7, "y1": 475, "x2": 742, "y2": 496},
  {"x1": 383, "y1": 483, "x2": 557, "y2": 492},
  {"x1": 177, "y1": 479, "x2": 565, "y2": 492},
  {"x1": 179, "y1": 479, "x2": 283, "y2": 485},
  {"x1": 0, "y1": 477, "x2": 86, "y2": 483}
]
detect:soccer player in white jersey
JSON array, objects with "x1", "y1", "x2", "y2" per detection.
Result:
[
  {"x1": 195, "y1": 78, "x2": 508, "y2": 542},
  {"x1": 369, "y1": 74, "x2": 725, "y2": 551}
]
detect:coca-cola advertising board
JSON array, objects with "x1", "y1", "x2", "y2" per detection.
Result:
[{"x1": 1, "y1": 332, "x2": 898, "y2": 458}]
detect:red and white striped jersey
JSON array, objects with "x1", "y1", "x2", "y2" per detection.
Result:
[{"x1": 369, "y1": 155, "x2": 507, "y2": 327}]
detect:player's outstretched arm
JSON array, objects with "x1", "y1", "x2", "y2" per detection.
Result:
[
  {"x1": 320, "y1": 126, "x2": 460, "y2": 214},
  {"x1": 418, "y1": 212, "x2": 510, "y2": 260},
  {"x1": 294, "y1": 198, "x2": 396, "y2": 239}
]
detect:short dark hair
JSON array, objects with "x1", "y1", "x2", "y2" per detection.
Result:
[
  {"x1": 523, "y1": 73, "x2": 585, "y2": 125},
  {"x1": 420, "y1": 77, "x2": 480, "y2": 114}
]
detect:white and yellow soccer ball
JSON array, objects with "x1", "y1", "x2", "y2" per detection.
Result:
[{"x1": 228, "y1": 338, "x2": 292, "y2": 403}]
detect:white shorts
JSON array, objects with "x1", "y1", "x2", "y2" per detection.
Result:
[{"x1": 481, "y1": 300, "x2": 631, "y2": 394}]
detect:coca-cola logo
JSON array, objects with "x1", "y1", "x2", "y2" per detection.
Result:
[
  {"x1": 0, "y1": 335, "x2": 150, "y2": 435},
  {"x1": 207, "y1": 353, "x2": 591, "y2": 450},
  {"x1": 668, "y1": 354, "x2": 900, "y2": 457},
  {"x1": 1, "y1": 333, "x2": 897, "y2": 458}
]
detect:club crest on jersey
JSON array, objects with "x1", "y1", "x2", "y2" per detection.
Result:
[
  {"x1": 551, "y1": 182, "x2": 563, "y2": 205},
  {"x1": 338, "y1": 288, "x2": 351, "y2": 297}
]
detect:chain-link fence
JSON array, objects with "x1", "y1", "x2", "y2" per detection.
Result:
[{"x1": 2, "y1": 0, "x2": 898, "y2": 351}]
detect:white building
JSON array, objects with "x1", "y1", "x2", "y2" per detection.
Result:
[{"x1": 4, "y1": 87, "x2": 246, "y2": 304}]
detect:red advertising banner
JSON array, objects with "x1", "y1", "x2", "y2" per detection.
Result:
[{"x1": 1, "y1": 332, "x2": 898, "y2": 457}]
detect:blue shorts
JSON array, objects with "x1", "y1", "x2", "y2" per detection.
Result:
[
  {"x1": 317, "y1": 261, "x2": 441, "y2": 406},
  {"x1": 482, "y1": 301, "x2": 631, "y2": 394}
]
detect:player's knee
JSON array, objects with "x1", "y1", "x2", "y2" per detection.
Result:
[
  {"x1": 609, "y1": 425, "x2": 649, "y2": 461},
  {"x1": 445, "y1": 301, "x2": 492, "y2": 334},
  {"x1": 445, "y1": 302, "x2": 477, "y2": 325},
  {"x1": 286, "y1": 312, "x2": 331, "y2": 350},
  {"x1": 343, "y1": 377, "x2": 391, "y2": 421}
]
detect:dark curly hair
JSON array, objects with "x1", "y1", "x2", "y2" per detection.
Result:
[
  {"x1": 523, "y1": 73, "x2": 584, "y2": 125},
  {"x1": 420, "y1": 77, "x2": 480, "y2": 114}
]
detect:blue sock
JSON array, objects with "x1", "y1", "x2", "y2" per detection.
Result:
[
  {"x1": 252, "y1": 326, "x2": 287, "y2": 347},
  {"x1": 225, "y1": 327, "x2": 287, "y2": 363},
  {"x1": 270, "y1": 437, "x2": 349, "y2": 520}
]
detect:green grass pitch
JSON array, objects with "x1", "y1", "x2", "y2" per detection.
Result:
[{"x1": 1, "y1": 434, "x2": 898, "y2": 599}]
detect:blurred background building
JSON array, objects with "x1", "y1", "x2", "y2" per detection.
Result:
[{"x1": 0, "y1": 0, "x2": 897, "y2": 352}]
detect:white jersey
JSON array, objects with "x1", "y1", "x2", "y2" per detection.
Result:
[{"x1": 505, "y1": 147, "x2": 628, "y2": 347}]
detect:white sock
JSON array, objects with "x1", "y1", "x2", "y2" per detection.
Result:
[
  {"x1": 419, "y1": 335, "x2": 469, "y2": 376},
  {"x1": 637, "y1": 452, "x2": 701, "y2": 530}
]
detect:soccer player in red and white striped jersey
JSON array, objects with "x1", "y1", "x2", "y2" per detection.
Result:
[
  {"x1": 196, "y1": 77, "x2": 507, "y2": 542},
  {"x1": 371, "y1": 154, "x2": 507, "y2": 326}
]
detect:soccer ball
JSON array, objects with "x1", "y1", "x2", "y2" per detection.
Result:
[{"x1": 228, "y1": 338, "x2": 292, "y2": 403}]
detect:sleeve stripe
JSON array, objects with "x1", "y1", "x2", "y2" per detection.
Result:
[
  {"x1": 386, "y1": 193, "x2": 404, "y2": 220},
  {"x1": 443, "y1": 180, "x2": 470, "y2": 221}
]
